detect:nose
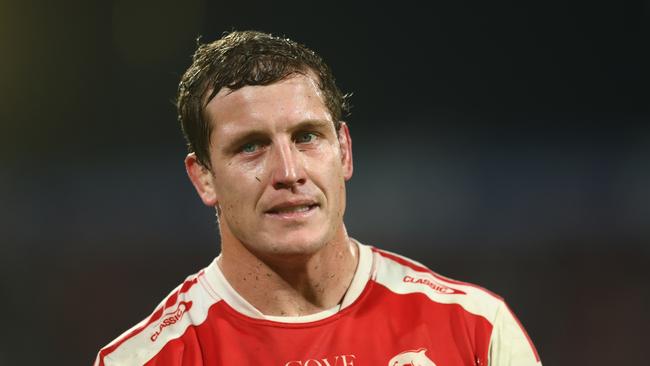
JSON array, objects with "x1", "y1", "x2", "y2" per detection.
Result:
[{"x1": 269, "y1": 140, "x2": 306, "y2": 190}]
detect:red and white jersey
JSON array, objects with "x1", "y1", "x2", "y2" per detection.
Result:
[{"x1": 95, "y1": 242, "x2": 541, "y2": 366}]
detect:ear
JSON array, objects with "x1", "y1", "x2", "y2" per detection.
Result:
[
  {"x1": 337, "y1": 122, "x2": 353, "y2": 180},
  {"x1": 185, "y1": 153, "x2": 219, "y2": 206}
]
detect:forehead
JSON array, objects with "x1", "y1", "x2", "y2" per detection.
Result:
[{"x1": 204, "y1": 74, "x2": 333, "y2": 137}]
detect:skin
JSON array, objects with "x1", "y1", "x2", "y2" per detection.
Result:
[{"x1": 185, "y1": 73, "x2": 357, "y2": 316}]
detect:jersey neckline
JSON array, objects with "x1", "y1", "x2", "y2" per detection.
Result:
[{"x1": 200, "y1": 239, "x2": 374, "y2": 324}]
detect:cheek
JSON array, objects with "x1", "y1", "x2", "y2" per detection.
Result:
[
  {"x1": 315, "y1": 156, "x2": 347, "y2": 207},
  {"x1": 217, "y1": 159, "x2": 261, "y2": 188},
  {"x1": 234, "y1": 155, "x2": 272, "y2": 185},
  {"x1": 216, "y1": 167, "x2": 266, "y2": 213},
  {"x1": 306, "y1": 141, "x2": 341, "y2": 170},
  {"x1": 214, "y1": 173, "x2": 248, "y2": 208}
]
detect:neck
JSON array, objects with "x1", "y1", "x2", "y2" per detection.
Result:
[{"x1": 218, "y1": 227, "x2": 359, "y2": 317}]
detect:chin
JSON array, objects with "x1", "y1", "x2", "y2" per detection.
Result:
[{"x1": 257, "y1": 229, "x2": 330, "y2": 258}]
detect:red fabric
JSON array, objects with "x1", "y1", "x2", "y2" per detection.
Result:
[{"x1": 142, "y1": 283, "x2": 492, "y2": 365}]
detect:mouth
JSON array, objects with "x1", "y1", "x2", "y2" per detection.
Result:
[{"x1": 265, "y1": 202, "x2": 319, "y2": 219}]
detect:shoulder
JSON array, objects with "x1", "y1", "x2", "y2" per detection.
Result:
[
  {"x1": 369, "y1": 247, "x2": 505, "y2": 325},
  {"x1": 94, "y1": 264, "x2": 222, "y2": 366}
]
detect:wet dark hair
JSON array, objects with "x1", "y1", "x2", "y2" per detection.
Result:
[{"x1": 176, "y1": 30, "x2": 351, "y2": 169}]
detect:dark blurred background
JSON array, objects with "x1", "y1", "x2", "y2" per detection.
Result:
[{"x1": 1, "y1": 0, "x2": 649, "y2": 364}]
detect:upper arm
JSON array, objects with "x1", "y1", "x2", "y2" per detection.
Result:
[{"x1": 488, "y1": 301, "x2": 541, "y2": 366}]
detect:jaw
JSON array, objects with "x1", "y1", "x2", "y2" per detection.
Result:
[
  {"x1": 254, "y1": 220, "x2": 334, "y2": 258},
  {"x1": 219, "y1": 207, "x2": 346, "y2": 261}
]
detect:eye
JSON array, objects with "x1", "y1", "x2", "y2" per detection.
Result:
[
  {"x1": 295, "y1": 132, "x2": 316, "y2": 144},
  {"x1": 240, "y1": 142, "x2": 260, "y2": 154}
]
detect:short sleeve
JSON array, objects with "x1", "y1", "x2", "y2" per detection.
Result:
[{"x1": 488, "y1": 301, "x2": 541, "y2": 366}]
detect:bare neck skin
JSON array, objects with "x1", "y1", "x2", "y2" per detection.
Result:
[{"x1": 217, "y1": 223, "x2": 359, "y2": 317}]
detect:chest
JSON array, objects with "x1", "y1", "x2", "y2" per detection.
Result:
[{"x1": 196, "y1": 300, "x2": 491, "y2": 366}]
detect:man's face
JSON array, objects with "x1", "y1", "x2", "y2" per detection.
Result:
[{"x1": 187, "y1": 74, "x2": 353, "y2": 260}]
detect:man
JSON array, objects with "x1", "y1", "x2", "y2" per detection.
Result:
[{"x1": 95, "y1": 30, "x2": 541, "y2": 365}]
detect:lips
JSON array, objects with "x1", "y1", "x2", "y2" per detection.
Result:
[{"x1": 265, "y1": 200, "x2": 319, "y2": 217}]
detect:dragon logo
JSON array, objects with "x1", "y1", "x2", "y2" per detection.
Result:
[{"x1": 388, "y1": 348, "x2": 436, "y2": 366}]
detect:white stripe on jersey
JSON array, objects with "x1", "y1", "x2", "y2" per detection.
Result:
[
  {"x1": 101, "y1": 272, "x2": 221, "y2": 366},
  {"x1": 372, "y1": 248, "x2": 503, "y2": 323}
]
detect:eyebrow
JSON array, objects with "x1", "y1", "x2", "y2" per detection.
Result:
[{"x1": 288, "y1": 119, "x2": 331, "y2": 133}]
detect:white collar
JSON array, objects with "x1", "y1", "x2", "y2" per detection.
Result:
[{"x1": 202, "y1": 239, "x2": 373, "y2": 323}]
